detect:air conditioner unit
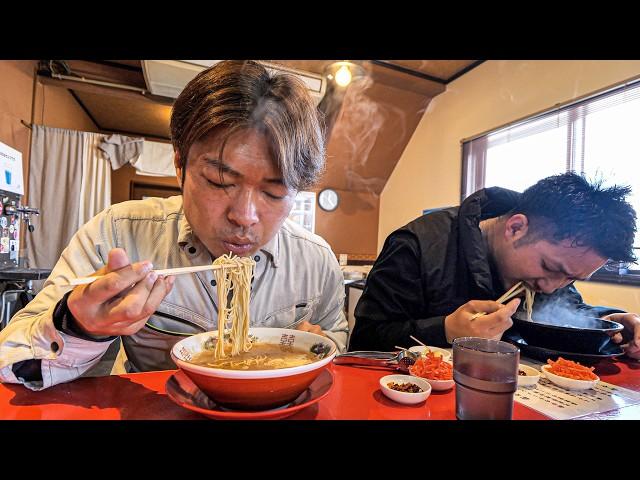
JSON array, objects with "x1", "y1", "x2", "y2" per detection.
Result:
[{"x1": 141, "y1": 60, "x2": 326, "y2": 105}]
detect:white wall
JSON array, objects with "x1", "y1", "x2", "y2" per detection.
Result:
[{"x1": 380, "y1": 60, "x2": 640, "y2": 312}]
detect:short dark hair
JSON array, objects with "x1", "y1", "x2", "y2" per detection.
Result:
[
  {"x1": 170, "y1": 60, "x2": 325, "y2": 191},
  {"x1": 510, "y1": 172, "x2": 637, "y2": 263}
]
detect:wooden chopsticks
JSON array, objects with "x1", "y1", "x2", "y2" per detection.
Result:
[
  {"x1": 66, "y1": 264, "x2": 234, "y2": 287},
  {"x1": 469, "y1": 281, "x2": 526, "y2": 321},
  {"x1": 410, "y1": 335, "x2": 428, "y2": 347}
]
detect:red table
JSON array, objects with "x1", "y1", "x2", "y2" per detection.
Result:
[{"x1": 1, "y1": 357, "x2": 639, "y2": 420}]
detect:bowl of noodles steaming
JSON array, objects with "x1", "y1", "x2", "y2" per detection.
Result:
[{"x1": 170, "y1": 328, "x2": 337, "y2": 411}]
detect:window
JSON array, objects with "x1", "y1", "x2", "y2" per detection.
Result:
[
  {"x1": 462, "y1": 78, "x2": 640, "y2": 283},
  {"x1": 288, "y1": 191, "x2": 316, "y2": 233}
]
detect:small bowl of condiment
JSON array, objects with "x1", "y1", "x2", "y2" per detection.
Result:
[
  {"x1": 517, "y1": 364, "x2": 541, "y2": 387},
  {"x1": 379, "y1": 374, "x2": 432, "y2": 405},
  {"x1": 541, "y1": 358, "x2": 600, "y2": 390},
  {"x1": 408, "y1": 352, "x2": 455, "y2": 391}
]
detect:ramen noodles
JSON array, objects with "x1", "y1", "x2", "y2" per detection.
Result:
[
  {"x1": 212, "y1": 253, "x2": 256, "y2": 359},
  {"x1": 524, "y1": 284, "x2": 536, "y2": 322}
]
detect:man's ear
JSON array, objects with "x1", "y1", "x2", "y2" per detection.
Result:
[
  {"x1": 174, "y1": 152, "x2": 183, "y2": 188},
  {"x1": 504, "y1": 214, "x2": 529, "y2": 242}
]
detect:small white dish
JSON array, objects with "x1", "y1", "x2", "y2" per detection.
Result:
[
  {"x1": 541, "y1": 364, "x2": 600, "y2": 390},
  {"x1": 408, "y1": 345, "x2": 452, "y2": 362},
  {"x1": 517, "y1": 364, "x2": 541, "y2": 387},
  {"x1": 423, "y1": 377, "x2": 455, "y2": 391},
  {"x1": 379, "y1": 374, "x2": 432, "y2": 405}
]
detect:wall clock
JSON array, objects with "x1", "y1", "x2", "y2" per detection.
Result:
[{"x1": 318, "y1": 188, "x2": 339, "y2": 212}]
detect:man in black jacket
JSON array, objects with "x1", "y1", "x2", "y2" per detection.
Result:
[{"x1": 349, "y1": 173, "x2": 640, "y2": 359}]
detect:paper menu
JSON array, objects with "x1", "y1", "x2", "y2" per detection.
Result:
[
  {"x1": 514, "y1": 359, "x2": 640, "y2": 420},
  {"x1": 0, "y1": 142, "x2": 24, "y2": 195}
]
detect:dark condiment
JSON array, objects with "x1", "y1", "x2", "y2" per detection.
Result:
[
  {"x1": 518, "y1": 370, "x2": 527, "y2": 376},
  {"x1": 387, "y1": 382, "x2": 423, "y2": 393}
]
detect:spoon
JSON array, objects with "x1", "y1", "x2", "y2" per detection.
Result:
[{"x1": 333, "y1": 350, "x2": 419, "y2": 373}]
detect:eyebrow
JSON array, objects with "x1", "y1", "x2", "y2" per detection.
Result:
[
  {"x1": 203, "y1": 157, "x2": 285, "y2": 185},
  {"x1": 553, "y1": 262, "x2": 589, "y2": 282},
  {"x1": 204, "y1": 158, "x2": 241, "y2": 177}
]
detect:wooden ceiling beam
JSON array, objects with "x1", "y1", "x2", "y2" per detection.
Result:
[
  {"x1": 37, "y1": 75, "x2": 175, "y2": 106},
  {"x1": 63, "y1": 60, "x2": 147, "y2": 88}
]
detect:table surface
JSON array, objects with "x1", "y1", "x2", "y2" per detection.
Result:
[{"x1": 1, "y1": 355, "x2": 639, "y2": 420}]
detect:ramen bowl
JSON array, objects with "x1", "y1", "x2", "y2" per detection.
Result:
[
  {"x1": 512, "y1": 314, "x2": 623, "y2": 354},
  {"x1": 171, "y1": 328, "x2": 337, "y2": 411}
]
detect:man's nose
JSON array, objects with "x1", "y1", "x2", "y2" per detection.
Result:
[
  {"x1": 227, "y1": 189, "x2": 259, "y2": 227},
  {"x1": 540, "y1": 276, "x2": 569, "y2": 294}
]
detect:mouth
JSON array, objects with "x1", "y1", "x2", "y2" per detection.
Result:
[
  {"x1": 221, "y1": 239, "x2": 255, "y2": 256},
  {"x1": 522, "y1": 281, "x2": 539, "y2": 293}
]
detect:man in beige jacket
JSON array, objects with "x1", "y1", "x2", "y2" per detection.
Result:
[{"x1": 0, "y1": 60, "x2": 348, "y2": 390}]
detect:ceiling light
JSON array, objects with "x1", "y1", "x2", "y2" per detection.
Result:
[{"x1": 324, "y1": 61, "x2": 366, "y2": 88}]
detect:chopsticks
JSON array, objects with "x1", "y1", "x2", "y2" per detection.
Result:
[
  {"x1": 410, "y1": 335, "x2": 427, "y2": 347},
  {"x1": 469, "y1": 281, "x2": 526, "y2": 321},
  {"x1": 66, "y1": 264, "x2": 234, "y2": 286}
]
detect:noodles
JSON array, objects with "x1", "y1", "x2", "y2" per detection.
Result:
[
  {"x1": 523, "y1": 284, "x2": 536, "y2": 322},
  {"x1": 212, "y1": 253, "x2": 256, "y2": 359}
]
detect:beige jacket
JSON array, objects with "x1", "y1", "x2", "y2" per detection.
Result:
[{"x1": 0, "y1": 196, "x2": 348, "y2": 390}]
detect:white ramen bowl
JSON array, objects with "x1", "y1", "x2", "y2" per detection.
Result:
[{"x1": 171, "y1": 328, "x2": 337, "y2": 411}]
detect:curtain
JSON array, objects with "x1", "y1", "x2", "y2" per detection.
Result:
[
  {"x1": 27, "y1": 125, "x2": 110, "y2": 270},
  {"x1": 79, "y1": 132, "x2": 110, "y2": 227}
]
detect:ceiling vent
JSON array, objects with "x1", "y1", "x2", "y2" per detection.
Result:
[{"x1": 142, "y1": 60, "x2": 326, "y2": 104}]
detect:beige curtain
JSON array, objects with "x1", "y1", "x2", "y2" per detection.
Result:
[
  {"x1": 79, "y1": 132, "x2": 110, "y2": 227},
  {"x1": 27, "y1": 125, "x2": 110, "y2": 270}
]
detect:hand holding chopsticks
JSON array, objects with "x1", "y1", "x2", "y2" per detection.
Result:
[
  {"x1": 469, "y1": 281, "x2": 526, "y2": 321},
  {"x1": 63, "y1": 249, "x2": 179, "y2": 338}
]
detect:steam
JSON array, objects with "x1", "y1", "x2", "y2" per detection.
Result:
[
  {"x1": 527, "y1": 294, "x2": 597, "y2": 329},
  {"x1": 329, "y1": 74, "x2": 410, "y2": 195}
]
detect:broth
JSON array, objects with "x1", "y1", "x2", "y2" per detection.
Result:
[{"x1": 189, "y1": 342, "x2": 318, "y2": 370}]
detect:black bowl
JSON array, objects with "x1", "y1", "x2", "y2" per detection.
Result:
[
  {"x1": 511, "y1": 314, "x2": 623, "y2": 354},
  {"x1": 507, "y1": 335, "x2": 624, "y2": 364}
]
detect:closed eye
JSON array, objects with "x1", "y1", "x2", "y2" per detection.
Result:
[
  {"x1": 264, "y1": 191, "x2": 286, "y2": 200},
  {"x1": 206, "y1": 179, "x2": 234, "y2": 189}
]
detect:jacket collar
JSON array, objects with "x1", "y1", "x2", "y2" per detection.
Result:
[{"x1": 458, "y1": 187, "x2": 521, "y2": 295}]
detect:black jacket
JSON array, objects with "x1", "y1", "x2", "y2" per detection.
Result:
[{"x1": 348, "y1": 187, "x2": 621, "y2": 352}]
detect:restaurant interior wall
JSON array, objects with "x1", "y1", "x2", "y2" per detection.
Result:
[
  {"x1": 380, "y1": 60, "x2": 640, "y2": 312},
  {"x1": 0, "y1": 60, "x2": 99, "y2": 265},
  {"x1": 0, "y1": 61, "x2": 35, "y2": 188},
  {"x1": 313, "y1": 188, "x2": 378, "y2": 258}
]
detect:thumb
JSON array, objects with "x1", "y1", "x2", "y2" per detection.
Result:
[
  {"x1": 504, "y1": 298, "x2": 521, "y2": 315},
  {"x1": 106, "y1": 248, "x2": 131, "y2": 272},
  {"x1": 610, "y1": 332, "x2": 623, "y2": 344},
  {"x1": 91, "y1": 248, "x2": 131, "y2": 277}
]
